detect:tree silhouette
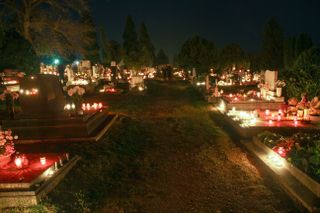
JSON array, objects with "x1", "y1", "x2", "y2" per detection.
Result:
[
  {"x1": 138, "y1": 23, "x2": 155, "y2": 67},
  {"x1": 261, "y1": 18, "x2": 284, "y2": 71},
  {"x1": 0, "y1": 0, "x2": 93, "y2": 57}
]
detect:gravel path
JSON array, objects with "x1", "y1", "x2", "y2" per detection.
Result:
[{"x1": 100, "y1": 81, "x2": 295, "y2": 212}]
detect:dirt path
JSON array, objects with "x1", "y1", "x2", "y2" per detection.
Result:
[{"x1": 100, "y1": 81, "x2": 295, "y2": 212}]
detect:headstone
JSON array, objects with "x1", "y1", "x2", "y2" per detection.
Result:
[
  {"x1": 131, "y1": 76, "x2": 144, "y2": 88},
  {"x1": 205, "y1": 75, "x2": 210, "y2": 91},
  {"x1": 192, "y1": 68, "x2": 197, "y2": 78},
  {"x1": 111, "y1": 61, "x2": 116, "y2": 67},
  {"x1": 65, "y1": 65, "x2": 74, "y2": 83},
  {"x1": 265, "y1": 70, "x2": 278, "y2": 91},
  {"x1": 92, "y1": 65, "x2": 98, "y2": 78},
  {"x1": 19, "y1": 74, "x2": 66, "y2": 118}
]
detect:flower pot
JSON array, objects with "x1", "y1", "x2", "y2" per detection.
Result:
[{"x1": 276, "y1": 87, "x2": 282, "y2": 97}]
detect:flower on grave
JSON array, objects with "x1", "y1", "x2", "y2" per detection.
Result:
[
  {"x1": 67, "y1": 86, "x2": 85, "y2": 110},
  {"x1": 276, "y1": 80, "x2": 286, "y2": 88},
  {"x1": 67, "y1": 86, "x2": 85, "y2": 97},
  {"x1": 0, "y1": 129, "x2": 17, "y2": 156},
  {"x1": 0, "y1": 89, "x2": 19, "y2": 101}
]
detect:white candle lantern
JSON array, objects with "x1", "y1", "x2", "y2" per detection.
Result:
[{"x1": 40, "y1": 157, "x2": 46, "y2": 165}]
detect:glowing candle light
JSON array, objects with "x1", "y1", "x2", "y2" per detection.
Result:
[
  {"x1": 257, "y1": 92, "x2": 261, "y2": 98},
  {"x1": 98, "y1": 103, "x2": 102, "y2": 108},
  {"x1": 40, "y1": 157, "x2": 46, "y2": 165},
  {"x1": 15, "y1": 157, "x2": 22, "y2": 168},
  {"x1": 268, "y1": 120, "x2": 273, "y2": 125},
  {"x1": 229, "y1": 94, "x2": 233, "y2": 98},
  {"x1": 277, "y1": 115, "x2": 281, "y2": 121},
  {"x1": 265, "y1": 109, "x2": 270, "y2": 116}
]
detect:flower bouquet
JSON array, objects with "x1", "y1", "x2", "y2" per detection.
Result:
[
  {"x1": 276, "y1": 80, "x2": 286, "y2": 88},
  {"x1": 0, "y1": 129, "x2": 17, "y2": 167},
  {"x1": 67, "y1": 86, "x2": 85, "y2": 115},
  {"x1": 0, "y1": 89, "x2": 19, "y2": 119}
]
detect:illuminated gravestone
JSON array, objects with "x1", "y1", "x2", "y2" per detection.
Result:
[
  {"x1": 19, "y1": 74, "x2": 65, "y2": 118},
  {"x1": 79, "y1": 60, "x2": 92, "y2": 76},
  {"x1": 3, "y1": 74, "x2": 117, "y2": 142},
  {"x1": 265, "y1": 70, "x2": 278, "y2": 91}
]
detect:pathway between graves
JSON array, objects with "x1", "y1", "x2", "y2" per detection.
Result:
[{"x1": 93, "y1": 81, "x2": 295, "y2": 212}]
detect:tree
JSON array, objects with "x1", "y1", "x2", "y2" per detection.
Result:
[
  {"x1": 175, "y1": 35, "x2": 216, "y2": 74},
  {"x1": 81, "y1": 8, "x2": 100, "y2": 63},
  {"x1": 0, "y1": 0, "x2": 92, "y2": 58},
  {"x1": 295, "y1": 33, "x2": 313, "y2": 57},
  {"x1": 285, "y1": 47, "x2": 320, "y2": 98},
  {"x1": 218, "y1": 43, "x2": 248, "y2": 71},
  {"x1": 155, "y1": 49, "x2": 169, "y2": 66},
  {"x1": 283, "y1": 36, "x2": 296, "y2": 69},
  {"x1": 109, "y1": 40, "x2": 123, "y2": 64},
  {"x1": 98, "y1": 26, "x2": 112, "y2": 65},
  {"x1": 261, "y1": 18, "x2": 284, "y2": 71},
  {"x1": 0, "y1": 29, "x2": 39, "y2": 74},
  {"x1": 138, "y1": 23, "x2": 155, "y2": 67},
  {"x1": 122, "y1": 16, "x2": 140, "y2": 68}
]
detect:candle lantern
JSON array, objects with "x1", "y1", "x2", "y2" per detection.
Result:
[
  {"x1": 40, "y1": 157, "x2": 46, "y2": 165},
  {"x1": 14, "y1": 156, "x2": 22, "y2": 168},
  {"x1": 297, "y1": 109, "x2": 304, "y2": 117}
]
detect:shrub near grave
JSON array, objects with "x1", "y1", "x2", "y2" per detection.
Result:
[{"x1": 258, "y1": 131, "x2": 320, "y2": 182}]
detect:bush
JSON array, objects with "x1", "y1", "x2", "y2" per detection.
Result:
[
  {"x1": 285, "y1": 47, "x2": 320, "y2": 99},
  {"x1": 0, "y1": 29, "x2": 39, "y2": 75}
]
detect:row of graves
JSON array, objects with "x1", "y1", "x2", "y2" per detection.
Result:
[
  {"x1": 60, "y1": 60, "x2": 151, "y2": 94},
  {"x1": 0, "y1": 70, "x2": 118, "y2": 208},
  {"x1": 209, "y1": 70, "x2": 320, "y2": 211}
]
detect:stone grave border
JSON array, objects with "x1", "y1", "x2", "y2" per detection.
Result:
[
  {"x1": 240, "y1": 138, "x2": 320, "y2": 212},
  {"x1": 0, "y1": 155, "x2": 81, "y2": 208}
]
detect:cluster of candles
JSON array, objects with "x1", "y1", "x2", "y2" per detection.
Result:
[
  {"x1": 2, "y1": 80, "x2": 18, "y2": 85},
  {"x1": 64, "y1": 103, "x2": 76, "y2": 110},
  {"x1": 264, "y1": 109, "x2": 309, "y2": 126},
  {"x1": 42, "y1": 71, "x2": 59, "y2": 76},
  {"x1": 14, "y1": 155, "x2": 47, "y2": 168},
  {"x1": 71, "y1": 79, "x2": 89, "y2": 85},
  {"x1": 227, "y1": 107, "x2": 258, "y2": 127},
  {"x1": 227, "y1": 92, "x2": 261, "y2": 102},
  {"x1": 196, "y1": 81, "x2": 205, "y2": 86},
  {"x1": 19, "y1": 88, "x2": 39, "y2": 96},
  {"x1": 82, "y1": 102, "x2": 103, "y2": 111},
  {"x1": 100, "y1": 88, "x2": 117, "y2": 93}
]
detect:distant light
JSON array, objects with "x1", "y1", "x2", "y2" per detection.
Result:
[
  {"x1": 75, "y1": 60, "x2": 80, "y2": 65},
  {"x1": 54, "y1": 59, "x2": 60, "y2": 65}
]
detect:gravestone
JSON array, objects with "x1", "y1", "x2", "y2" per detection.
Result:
[
  {"x1": 19, "y1": 74, "x2": 66, "y2": 118},
  {"x1": 265, "y1": 70, "x2": 278, "y2": 91},
  {"x1": 65, "y1": 65, "x2": 74, "y2": 83},
  {"x1": 205, "y1": 75, "x2": 210, "y2": 91}
]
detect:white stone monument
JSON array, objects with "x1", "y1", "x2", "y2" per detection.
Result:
[
  {"x1": 65, "y1": 65, "x2": 74, "y2": 83},
  {"x1": 205, "y1": 75, "x2": 210, "y2": 91},
  {"x1": 265, "y1": 70, "x2": 278, "y2": 91}
]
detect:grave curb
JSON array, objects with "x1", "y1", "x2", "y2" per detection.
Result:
[{"x1": 240, "y1": 139, "x2": 320, "y2": 212}]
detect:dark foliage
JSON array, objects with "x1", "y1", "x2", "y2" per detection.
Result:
[{"x1": 0, "y1": 29, "x2": 39, "y2": 74}]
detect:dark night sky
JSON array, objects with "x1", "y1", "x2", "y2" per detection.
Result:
[{"x1": 91, "y1": 0, "x2": 320, "y2": 59}]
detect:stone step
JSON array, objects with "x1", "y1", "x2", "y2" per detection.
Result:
[{"x1": 2, "y1": 110, "x2": 109, "y2": 139}]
